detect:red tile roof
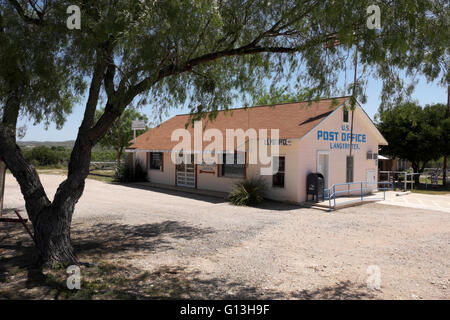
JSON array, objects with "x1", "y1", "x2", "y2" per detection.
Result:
[{"x1": 129, "y1": 97, "x2": 350, "y2": 151}]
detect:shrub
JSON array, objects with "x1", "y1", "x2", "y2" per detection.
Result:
[
  {"x1": 114, "y1": 160, "x2": 148, "y2": 183},
  {"x1": 228, "y1": 177, "x2": 266, "y2": 206},
  {"x1": 23, "y1": 146, "x2": 65, "y2": 167},
  {"x1": 91, "y1": 150, "x2": 117, "y2": 161}
]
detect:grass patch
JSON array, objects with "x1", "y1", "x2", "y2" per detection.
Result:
[
  {"x1": 87, "y1": 171, "x2": 115, "y2": 183},
  {"x1": 32, "y1": 168, "x2": 115, "y2": 183},
  {"x1": 0, "y1": 258, "x2": 198, "y2": 300},
  {"x1": 419, "y1": 177, "x2": 445, "y2": 185},
  {"x1": 410, "y1": 189, "x2": 450, "y2": 195}
]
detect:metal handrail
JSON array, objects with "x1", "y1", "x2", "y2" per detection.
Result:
[{"x1": 323, "y1": 181, "x2": 393, "y2": 211}]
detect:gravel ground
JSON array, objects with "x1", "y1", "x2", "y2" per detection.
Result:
[{"x1": 2, "y1": 174, "x2": 449, "y2": 299}]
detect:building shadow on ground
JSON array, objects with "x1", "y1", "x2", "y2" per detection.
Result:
[
  {"x1": 117, "y1": 183, "x2": 305, "y2": 212},
  {"x1": 117, "y1": 183, "x2": 228, "y2": 204}
]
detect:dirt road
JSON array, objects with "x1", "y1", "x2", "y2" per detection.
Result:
[{"x1": 2, "y1": 174, "x2": 449, "y2": 299}]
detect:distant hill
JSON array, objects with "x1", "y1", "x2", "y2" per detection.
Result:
[
  {"x1": 17, "y1": 140, "x2": 112, "y2": 152},
  {"x1": 17, "y1": 140, "x2": 75, "y2": 148}
]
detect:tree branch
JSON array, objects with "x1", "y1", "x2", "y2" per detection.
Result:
[
  {"x1": 0, "y1": 124, "x2": 51, "y2": 219},
  {"x1": 7, "y1": 0, "x2": 43, "y2": 25},
  {"x1": 79, "y1": 57, "x2": 107, "y2": 132},
  {"x1": 104, "y1": 61, "x2": 117, "y2": 98},
  {"x1": 127, "y1": 41, "x2": 317, "y2": 100}
]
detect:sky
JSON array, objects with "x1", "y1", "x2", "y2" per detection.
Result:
[{"x1": 17, "y1": 75, "x2": 447, "y2": 142}]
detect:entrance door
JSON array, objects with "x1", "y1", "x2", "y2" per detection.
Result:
[
  {"x1": 317, "y1": 151, "x2": 330, "y2": 188},
  {"x1": 176, "y1": 154, "x2": 196, "y2": 188}
]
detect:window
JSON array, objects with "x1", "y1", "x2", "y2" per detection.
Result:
[
  {"x1": 343, "y1": 108, "x2": 349, "y2": 123},
  {"x1": 221, "y1": 152, "x2": 245, "y2": 178},
  {"x1": 149, "y1": 152, "x2": 163, "y2": 170},
  {"x1": 272, "y1": 156, "x2": 285, "y2": 188},
  {"x1": 346, "y1": 156, "x2": 354, "y2": 183}
]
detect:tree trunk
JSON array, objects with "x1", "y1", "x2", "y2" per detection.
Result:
[
  {"x1": 116, "y1": 117, "x2": 121, "y2": 167},
  {"x1": 1, "y1": 124, "x2": 79, "y2": 266},
  {"x1": 413, "y1": 171, "x2": 420, "y2": 186},
  {"x1": 411, "y1": 163, "x2": 419, "y2": 186},
  {"x1": 116, "y1": 147, "x2": 122, "y2": 167},
  {"x1": 29, "y1": 137, "x2": 90, "y2": 266},
  {"x1": 0, "y1": 49, "x2": 119, "y2": 267},
  {"x1": 32, "y1": 204, "x2": 78, "y2": 266},
  {"x1": 444, "y1": 156, "x2": 448, "y2": 187},
  {"x1": 444, "y1": 86, "x2": 449, "y2": 186},
  {"x1": 411, "y1": 162, "x2": 426, "y2": 186}
]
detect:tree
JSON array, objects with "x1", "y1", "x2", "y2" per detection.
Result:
[
  {"x1": 253, "y1": 87, "x2": 312, "y2": 105},
  {"x1": 23, "y1": 146, "x2": 64, "y2": 167},
  {"x1": 378, "y1": 102, "x2": 448, "y2": 184},
  {"x1": 0, "y1": 1, "x2": 82, "y2": 133},
  {"x1": 443, "y1": 86, "x2": 449, "y2": 186},
  {"x1": 95, "y1": 108, "x2": 148, "y2": 167},
  {"x1": 0, "y1": 1, "x2": 448, "y2": 266}
]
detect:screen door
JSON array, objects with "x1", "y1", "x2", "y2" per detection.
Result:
[{"x1": 317, "y1": 151, "x2": 330, "y2": 188}]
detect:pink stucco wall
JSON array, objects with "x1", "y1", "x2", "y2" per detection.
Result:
[{"x1": 296, "y1": 106, "x2": 380, "y2": 202}]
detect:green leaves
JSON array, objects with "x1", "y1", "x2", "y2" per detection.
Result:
[
  {"x1": 94, "y1": 107, "x2": 149, "y2": 164},
  {"x1": 228, "y1": 177, "x2": 266, "y2": 206},
  {"x1": 2, "y1": 0, "x2": 448, "y2": 132},
  {"x1": 378, "y1": 102, "x2": 449, "y2": 171},
  {"x1": 0, "y1": 0, "x2": 85, "y2": 128},
  {"x1": 253, "y1": 86, "x2": 313, "y2": 105}
]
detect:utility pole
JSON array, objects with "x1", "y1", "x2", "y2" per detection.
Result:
[
  {"x1": 347, "y1": 47, "x2": 358, "y2": 187},
  {"x1": 349, "y1": 48, "x2": 358, "y2": 161}
]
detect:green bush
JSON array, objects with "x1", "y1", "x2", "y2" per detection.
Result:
[
  {"x1": 23, "y1": 146, "x2": 65, "y2": 167},
  {"x1": 22, "y1": 145, "x2": 118, "y2": 168},
  {"x1": 91, "y1": 150, "x2": 117, "y2": 161},
  {"x1": 114, "y1": 160, "x2": 147, "y2": 183},
  {"x1": 228, "y1": 177, "x2": 266, "y2": 206}
]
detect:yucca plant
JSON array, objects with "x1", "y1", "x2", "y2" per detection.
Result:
[{"x1": 228, "y1": 177, "x2": 266, "y2": 206}]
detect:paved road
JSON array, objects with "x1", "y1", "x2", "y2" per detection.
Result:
[{"x1": 381, "y1": 192, "x2": 450, "y2": 213}]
